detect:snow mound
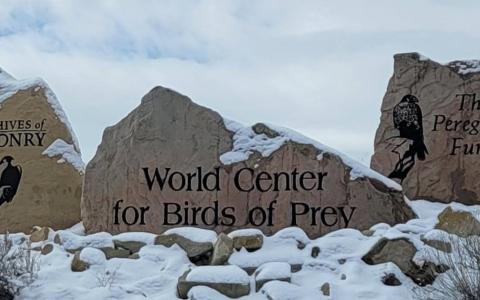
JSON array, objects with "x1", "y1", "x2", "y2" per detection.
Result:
[
  {"x1": 0, "y1": 67, "x2": 80, "y2": 151},
  {"x1": 186, "y1": 265, "x2": 250, "y2": 285},
  {"x1": 164, "y1": 227, "x2": 217, "y2": 243},
  {"x1": 220, "y1": 119, "x2": 402, "y2": 191},
  {"x1": 255, "y1": 262, "x2": 291, "y2": 281},
  {"x1": 42, "y1": 138, "x2": 85, "y2": 174},
  {"x1": 228, "y1": 228, "x2": 263, "y2": 238}
]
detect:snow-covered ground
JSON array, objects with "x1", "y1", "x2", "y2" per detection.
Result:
[{"x1": 9, "y1": 199, "x2": 479, "y2": 300}]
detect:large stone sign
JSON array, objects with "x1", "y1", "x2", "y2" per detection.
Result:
[
  {"x1": 372, "y1": 53, "x2": 480, "y2": 204},
  {"x1": 82, "y1": 86, "x2": 414, "y2": 238},
  {"x1": 0, "y1": 68, "x2": 83, "y2": 232}
]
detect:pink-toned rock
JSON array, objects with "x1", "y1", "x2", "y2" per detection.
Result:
[
  {"x1": 372, "y1": 53, "x2": 480, "y2": 204},
  {"x1": 82, "y1": 86, "x2": 414, "y2": 238}
]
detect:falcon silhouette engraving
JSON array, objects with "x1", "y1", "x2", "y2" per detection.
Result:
[
  {"x1": 388, "y1": 95, "x2": 429, "y2": 182},
  {"x1": 0, "y1": 156, "x2": 22, "y2": 207}
]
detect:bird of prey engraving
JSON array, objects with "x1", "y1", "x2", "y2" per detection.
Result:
[
  {"x1": 0, "y1": 155, "x2": 22, "y2": 207},
  {"x1": 388, "y1": 95, "x2": 429, "y2": 182}
]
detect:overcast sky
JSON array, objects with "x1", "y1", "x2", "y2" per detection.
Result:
[{"x1": 1, "y1": 0, "x2": 480, "y2": 164}]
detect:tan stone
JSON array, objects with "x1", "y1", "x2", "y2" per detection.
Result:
[
  {"x1": 0, "y1": 69, "x2": 83, "y2": 233},
  {"x1": 231, "y1": 234, "x2": 263, "y2": 251},
  {"x1": 71, "y1": 251, "x2": 89, "y2": 272},
  {"x1": 82, "y1": 86, "x2": 414, "y2": 238},
  {"x1": 435, "y1": 207, "x2": 480, "y2": 237},
  {"x1": 371, "y1": 53, "x2": 480, "y2": 204},
  {"x1": 30, "y1": 226, "x2": 50, "y2": 242},
  {"x1": 211, "y1": 233, "x2": 233, "y2": 265}
]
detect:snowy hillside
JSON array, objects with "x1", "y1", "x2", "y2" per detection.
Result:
[{"x1": 5, "y1": 200, "x2": 478, "y2": 300}]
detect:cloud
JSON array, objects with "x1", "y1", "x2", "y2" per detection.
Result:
[{"x1": 1, "y1": 0, "x2": 479, "y2": 164}]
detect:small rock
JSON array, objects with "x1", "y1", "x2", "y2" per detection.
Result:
[
  {"x1": 421, "y1": 236, "x2": 452, "y2": 253},
  {"x1": 362, "y1": 229, "x2": 374, "y2": 237},
  {"x1": 228, "y1": 231, "x2": 263, "y2": 251},
  {"x1": 338, "y1": 258, "x2": 346, "y2": 265},
  {"x1": 155, "y1": 234, "x2": 213, "y2": 265},
  {"x1": 435, "y1": 207, "x2": 480, "y2": 237},
  {"x1": 211, "y1": 233, "x2": 233, "y2": 265},
  {"x1": 320, "y1": 282, "x2": 330, "y2": 296},
  {"x1": 340, "y1": 274, "x2": 346, "y2": 280},
  {"x1": 41, "y1": 243, "x2": 54, "y2": 255},
  {"x1": 177, "y1": 266, "x2": 250, "y2": 299},
  {"x1": 100, "y1": 247, "x2": 131, "y2": 259},
  {"x1": 30, "y1": 226, "x2": 50, "y2": 243},
  {"x1": 297, "y1": 241, "x2": 306, "y2": 250},
  {"x1": 311, "y1": 246, "x2": 320, "y2": 258},
  {"x1": 129, "y1": 253, "x2": 140, "y2": 259},
  {"x1": 113, "y1": 240, "x2": 146, "y2": 254},
  {"x1": 382, "y1": 273, "x2": 401, "y2": 286},
  {"x1": 71, "y1": 251, "x2": 89, "y2": 272},
  {"x1": 53, "y1": 233, "x2": 62, "y2": 245},
  {"x1": 254, "y1": 262, "x2": 291, "y2": 292}
]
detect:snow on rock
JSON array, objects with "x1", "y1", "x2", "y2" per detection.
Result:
[
  {"x1": 113, "y1": 232, "x2": 157, "y2": 244},
  {"x1": 16, "y1": 199, "x2": 480, "y2": 300},
  {"x1": 79, "y1": 247, "x2": 107, "y2": 266},
  {"x1": 220, "y1": 119, "x2": 402, "y2": 191},
  {"x1": 255, "y1": 262, "x2": 291, "y2": 281},
  {"x1": 186, "y1": 265, "x2": 250, "y2": 285},
  {"x1": 55, "y1": 230, "x2": 114, "y2": 250},
  {"x1": 164, "y1": 227, "x2": 217, "y2": 243},
  {"x1": 228, "y1": 228, "x2": 264, "y2": 238},
  {"x1": 42, "y1": 138, "x2": 85, "y2": 173},
  {"x1": 0, "y1": 67, "x2": 80, "y2": 151}
]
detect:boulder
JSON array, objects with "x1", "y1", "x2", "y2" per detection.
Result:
[
  {"x1": 177, "y1": 266, "x2": 250, "y2": 299},
  {"x1": 82, "y1": 86, "x2": 414, "y2": 238},
  {"x1": 0, "y1": 68, "x2": 83, "y2": 233},
  {"x1": 71, "y1": 251, "x2": 89, "y2": 272},
  {"x1": 254, "y1": 262, "x2": 291, "y2": 292},
  {"x1": 371, "y1": 53, "x2": 480, "y2": 204},
  {"x1": 228, "y1": 230, "x2": 264, "y2": 251},
  {"x1": 113, "y1": 240, "x2": 146, "y2": 254},
  {"x1": 155, "y1": 234, "x2": 213, "y2": 264},
  {"x1": 41, "y1": 243, "x2": 54, "y2": 255},
  {"x1": 211, "y1": 233, "x2": 233, "y2": 265},
  {"x1": 30, "y1": 226, "x2": 50, "y2": 242},
  {"x1": 362, "y1": 238, "x2": 445, "y2": 286},
  {"x1": 435, "y1": 207, "x2": 480, "y2": 237},
  {"x1": 100, "y1": 247, "x2": 130, "y2": 259},
  {"x1": 382, "y1": 273, "x2": 401, "y2": 286}
]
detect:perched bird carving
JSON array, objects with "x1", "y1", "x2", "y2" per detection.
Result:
[
  {"x1": 0, "y1": 156, "x2": 22, "y2": 207},
  {"x1": 392, "y1": 94, "x2": 429, "y2": 160}
]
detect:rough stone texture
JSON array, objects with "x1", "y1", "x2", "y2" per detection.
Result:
[
  {"x1": 211, "y1": 233, "x2": 233, "y2": 265},
  {"x1": 71, "y1": 251, "x2": 89, "y2": 272},
  {"x1": 100, "y1": 247, "x2": 130, "y2": 259},
  {"x1": 362, "y1": 238, "x2": 445, "y2": 286},
  {"x1": 320, "y1": 282, "x2": 330, "y2": 296},
  {"x1": 372, "y1": 52, "x2": 480, "y2": 204},
  {"x1": 435, "y1": 207, "x2": 480, "y2": 237},
  {"x1": 155, "y1": 234, "x2": 213, "y2": 263},
  {"x1": 30, "y1": 226, "x2": 50, "y2": 242},
  {"x1": 421, "y1": 235, "x2": 452, "y2": 253},
  {"x1": 231, "y1": 234, "x2": 263, "y2": 251},
  {"x1": 82, "y1": 86, "x2": 414, "y2": 237},
  {"x1": 0, "y1": 72, "x2": 82, "y2": 233},
  {"x1": 177, "y1": 268, "x2": 250, "y2": 299},
  {"x1": 41, "y1": 243, "x2": 54, "y2": 255},
  {"x1": 113, "y1": 240, "x2": 146, "y2": 254}
]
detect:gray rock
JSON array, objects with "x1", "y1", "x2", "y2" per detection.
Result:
[
  {"x1": 41, "y1": 243, "x2": 54, "y2": 255},
  {"x1": 155, "y1": 234, "x2": 213, "y2": 264},
  {"x1": 311, "y1": 246, "x2": 320, "y2": 258},
  {"x1": 71, "y1": 252, "x2": 89, "y2": 272},
  {"x1": 231, "y1": 234, "x2": 263, "y2": 251},
  {"x1": 113, "y1": 240, "x2": 146, "y2": 254},
  {"x1": 211, "y1": 233, "x2": 233, "y2": 265},
  {"x1": 177, "y1": 267, "x2": 250, "y2": 299},
  {"x1": 421, "y1": 236, "x2": 452, "y2": 253},
  {"x1": 100, "y1": 247, "x2": 131, "y2": 259},
  {"x1": 320, "y1": 282, "x2": 330, "y2": 296},
  {"x1": 435, "y1": 207, "x2": 480, "y2": 237}
]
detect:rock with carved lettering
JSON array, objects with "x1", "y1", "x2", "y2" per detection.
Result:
[
  {"x1": 371, "y1": 53, "x2": 480, "y2": 204},
  {"x1": 0, "y1": 68, "x2": 83, "y2": 232},
  {"x1": 82, "y1": 86, "x2": 414, "y2": 237}
]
